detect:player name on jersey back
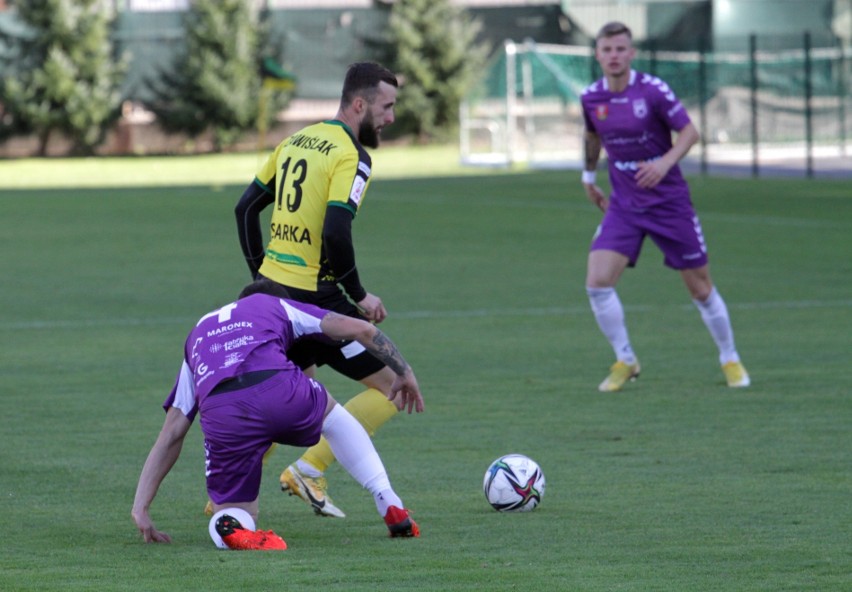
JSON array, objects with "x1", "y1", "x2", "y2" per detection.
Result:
[{"x1": 286, "y1": 133, "x2": 338, "y2": 155}]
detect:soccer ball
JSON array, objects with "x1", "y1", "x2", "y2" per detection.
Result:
[
  {"x1": 483, "y1": 454, "x2": 545, "y2": 512},
  {"x1": 209, "y1": 507, "x2": 255, "y2": 549}
]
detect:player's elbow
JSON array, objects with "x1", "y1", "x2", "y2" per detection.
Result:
[
  {"x1": 682, "y1": 123, "x2": 700, "y2": 147},
  {"x1": 690, "y1": 128, "x2": 701, "y2": 147},
  {"x1": 347, "y1": 319, "x2": 377, "y2": 345},
  {"x1": 234, "y1": 193, "x2": 253, "y2": 221},
  {"x1": 321, "y1": 314, "x2": 374, "y2": 342},
  {"x1": 235, "y1": 182, "x2": 271, "y2": 222}
]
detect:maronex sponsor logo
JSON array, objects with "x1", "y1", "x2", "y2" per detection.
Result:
[{"x1": 207, "y1": 321, "x2": 252, "y2": 337}]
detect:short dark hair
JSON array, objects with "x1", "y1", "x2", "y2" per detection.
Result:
[
  {"x1": 596, "y1": 21, "x2": 632, "y2": 41},
  {"x1": 340, "y1": 62, "x2": 398, "y2": 108},
  {"x1": 238, "y1": 278, "x2": 291, "y2": 300}
]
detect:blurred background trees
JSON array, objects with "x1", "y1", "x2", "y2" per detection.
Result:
[
  {"x1": 143, "y1": 0, "x2": 291, "y2": 153},
  {"x1": 381, "y1": 0, "x2": 490, "y2": 142},
  {"x1": 0, "y1": 0, "x2": 125, "y2": 156},
  {"x1": 0, "y1": 0, "x2": 490, "y2": 155}
]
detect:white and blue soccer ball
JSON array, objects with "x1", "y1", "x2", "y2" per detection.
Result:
[{"x1": 483, "y1": 454, "x2": 545, "y2": 512}]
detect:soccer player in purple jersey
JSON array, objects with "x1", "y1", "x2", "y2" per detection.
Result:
[
  {"x1": 235, "y1": 62, "x2": 403, "y2": 518},
  {"x1": 131, "y1": 279, "x2": 423, "y2": 549},
  {"x1": 579, "y1": 21, "x2": 750, "y2": 391}
]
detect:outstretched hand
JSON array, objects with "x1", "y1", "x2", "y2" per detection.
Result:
[
  {"x1": 388, "y1": 370, "x2": 424, "y2": 414},
  {"x1": 132, "y1": 509, "x2": 172, "y2": 544}
]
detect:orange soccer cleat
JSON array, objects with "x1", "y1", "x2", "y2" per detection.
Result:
[
  {"x1": 383, "y1": 506, "x2": 420, "y2": 538},
  {"x1": 215, "y1": 514, "x2": 287, "y2": 551}
]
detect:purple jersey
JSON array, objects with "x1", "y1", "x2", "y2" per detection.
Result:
[
  {"x1": 581, "y1": 70, "x2": 693, "y2": 211},
  {"x1": 163, "y1": 294, "x2": 333, "y2": 418}
]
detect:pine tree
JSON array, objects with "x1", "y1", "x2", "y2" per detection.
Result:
[
  {"x1": 145, "y1": 0, "x2": 288, "y2": 152},
  {"x1": 388, "y1": 0, "x2": 490, "y2": 141},
  {"x1": 0, "y1": 0, "x2": 126, "y2": 156}
]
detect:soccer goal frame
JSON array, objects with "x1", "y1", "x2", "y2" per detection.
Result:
[{"x1": 459, "y1": 39, "x2": 591, "y2": 169}]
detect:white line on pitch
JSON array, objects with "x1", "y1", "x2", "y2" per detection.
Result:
[{"x1": 6, "y1": 299, "x2": 852, "y2": 330}]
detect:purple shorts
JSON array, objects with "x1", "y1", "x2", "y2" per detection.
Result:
[
  {"x1": 591, "y1": 203, "x2": 708, "y2": 269},
  {"x1": 199, "y1": 370, "x2": 328, "y2": 504}
]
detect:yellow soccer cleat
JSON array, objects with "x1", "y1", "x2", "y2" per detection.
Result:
[
  {"x1": 722, "y1": 361, "x2": 751, "y2": 387},
  {"x1": 598, "y1": 360, "x2": 641, "y2": 392},
  {"x1": 280, "y1": 465, "x2": 346, "y2": 518}
]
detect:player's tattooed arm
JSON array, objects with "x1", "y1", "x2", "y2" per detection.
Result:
[
  {"x1": 583, "y1": 130, "x2": 602, "y2": 170},
  {"x1": 581, "y1": 129, "x2": 608, "y2": 211},
  {"x1": 366, "y1": 328, "x2": 410, "y2": 376},
  {"x1": 320, "y1": 312, "x2": 410, "y2": 376},
  {"x1": 368, "y1": 326, "x2": 423, "y2": 414}
]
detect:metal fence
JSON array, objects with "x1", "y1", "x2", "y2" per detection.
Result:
[{"x1": 461, "y1": 36, "x2": 852, "y2": 178}]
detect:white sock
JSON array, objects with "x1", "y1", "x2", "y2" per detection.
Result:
[
  {"x1": 587, "y1": 287, "x2": 637, "y2": 364},
  {"x1": 693, "y1": 287, "x2": 739, "y2": 365},
  {"x1": 295, "y1": 459, "x2": 322, "y2": 478},
  {"x1": 321, "y1": 404, "x2": 402, "y2": 516},
  {"x1": 373, "y1": 489, "x2": 404, "y2": 517}
]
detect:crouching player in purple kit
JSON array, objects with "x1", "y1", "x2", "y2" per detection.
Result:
[
  {"x1": 131, "y1": 279, "x2": 423, "y2": 550},
  {"x1": 580, "y1": 21, "x2": 750, "y2": 391}
]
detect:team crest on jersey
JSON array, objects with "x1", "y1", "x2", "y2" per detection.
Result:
[
  {"x1": 632, "y1": 98, "x2": 648, "y2": 119},
  {"x1": 596, "y1": 105, "x2": 609, "y2": 120}
]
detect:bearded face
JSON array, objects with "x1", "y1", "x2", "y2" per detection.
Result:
[{"x1": 358, "y1": 109, "x2": 380, "y2": 148}]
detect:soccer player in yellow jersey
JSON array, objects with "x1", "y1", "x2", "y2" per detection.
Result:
[{"x1": 234, "y1": 63, "x2": 410, "y2": 518}]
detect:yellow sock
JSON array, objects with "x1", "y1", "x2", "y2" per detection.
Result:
[
  {"x1": 262, "y1": 443, "x2": 277, "y2": 465},
  {"x1": 301, "y1": 388, "x2": 398, "y2": 473}
]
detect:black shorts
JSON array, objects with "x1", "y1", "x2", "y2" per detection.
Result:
[{"x1": 261, "y1": 276, "x2": 385, "y2": 381}]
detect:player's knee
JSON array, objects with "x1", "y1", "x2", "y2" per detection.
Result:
[{"x1": 682, "y1": 268, "x2": 713, "y2": 301}]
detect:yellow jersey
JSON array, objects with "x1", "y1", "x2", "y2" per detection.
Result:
[{"x1": 255, "y1": 120, "x2": 371, "y2": 291}]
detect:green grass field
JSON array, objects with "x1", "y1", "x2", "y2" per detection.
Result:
[{"x1": 1, "y1": 153, "x2": 850, "y2": 591}]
